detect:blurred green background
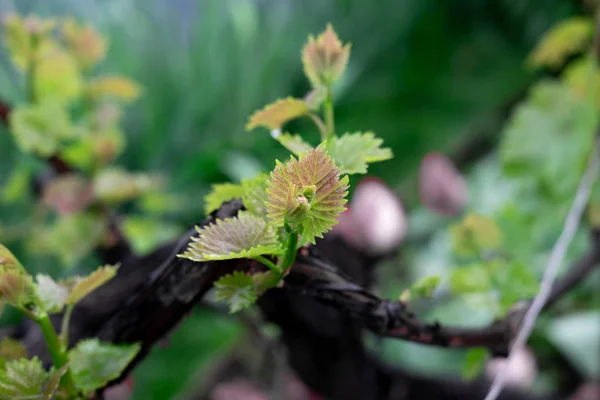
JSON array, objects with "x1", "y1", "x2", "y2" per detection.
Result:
[{"x1": 1, "y1": 1, "x2": 596, "y2": 399}]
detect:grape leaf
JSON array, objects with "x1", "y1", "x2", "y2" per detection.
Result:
[
  {"x1": 65, "y1": 265, "x2": 118, "y2": 305},
  {"x1": 0, "y1": 248, "x2": 35, "y2": 308},
  {"x1": 87, "y1": 76, "x2": 142, "y2": 103},
  {"x1": 450, "y1": 213, "x2": 503, "y2": 258},
  {"x1": 0, "y1": 244, "x2": 25, "y2": 271},
  {"x1": 0, "y1": 357, "x2": 47, "y2": 399},
  {"x1": 407, "y1": 275, "x2": 441, "y2": 300},
  {"x1": 327, "y1": 132, "x2": 393, "y2": 174},
  {"x1": 62, "y1": 18, "x2": 107, "y2": 69},
  {"x1": 241, "y1": 173, "x2": 270, "y2": 217},
  {"x1": 302, "y1": 23, "x2": 351, "y2": 87},
  {"x1": 0, "y1": 338, "x2": 28, "y2": 369},
  {"x1": 528, "y1": 17, "x2": 593, "y2": 70},
  {"x1": 267, "y1": 147, "x2": 349, "y2": 244},
  {"x1": 274, "y1": 133, "x2": 313, "y2": 156},
  {"x1": 449, "y1": 264, "x2": 491, "y2": 294},
  {"x1": 179, "y1": 212, "x2": 281, "y2": 262},
  {"x1": 489, "y1": 261, "x2": 539, "y2": 314},
  {"x1": 246, "y1": 97, "x2": 309, "y2": 131},
  {"x1": 204, "y1": 183, "x2": 245, "y2": 216},
  {"x1": 34, "y1": 47, "x2": 83, "y2": 104},
  {"x1": 9, "y1": 102, "x2": 72, "y2": 157},
  {"x1": 69, "y1": 339, "x2": 140, "y2": 392},
  {"x1": 1, "y1": 14, "x2": 57, "y2": 69},
  {"x1": 213, "y1": 271, "x2": 258, "y2": 313},
  {"x1": 35, "y1": 275, "x2": 68, "y2": 314},
  {"x1": 93, "y1": 168, "x2": 162, "y2": 203}
]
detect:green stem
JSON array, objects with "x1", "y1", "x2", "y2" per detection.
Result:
[
  {"x1": 324, "y1": 86, "x2": 335, "y2": 139},
  {"x1": 253, "y1": 256, "x2": 280, "y2": 275},
  {"x1": 279, "y1": 232, "x2": 299, "y2": 271},
  {"x1": 60, "y1": 303, "x2": 75, "y2": 348},
  {"x1": 36, "y1": 313, "x2": 77, "y2": 394},
  {"x1": 308, "y1": 113, "x2": 328, "y2": 141}
]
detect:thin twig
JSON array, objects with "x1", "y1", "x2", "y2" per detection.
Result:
[{"x1": 484, "y1": 143, "x2": 599, "y2": 400}]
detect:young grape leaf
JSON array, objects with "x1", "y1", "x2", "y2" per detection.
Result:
[
  {"x1": 246, "y1": 97, "x2": 309, "y2": 131},
  {"x1": 41, "y1": 365, "x2": 68, "y2": 399},
  {"x1": 69, "y1": 339, "x2": 140, "y2": 392},
  {"x1": 1, "y1": 14, "x2": 57, "y2": 69},
  {"x1": 302, "y1": 23, "x2": 351, "y2": 88},
  {"x1": 0, "y1": 338, "x2": 28, "y2": 368},
  {"x1": 327, "y1": 132, "x2": 393, "y2": 174},
  {"x1": 528, "y1": 17, "x2": 593, "y2": 70},
  {"x1": 34, "y1": 47, "x2": 83, "y2": 104},
  {"x1": 213, "y1": 271, "x2": 258, "y2": 313},
  {"x1": 241, "y1": 173, "x2": 270, "y2": 217},
  {"x1": 204, "y1": 183, "x2": 245, "y2": 215},
  {"x1": 489, "y1": 261, "x2": 539, "y2": 314},
  {"x1": 35, "y1": 275, "x2": 68, "y2": 314},
  {"x1": 0, "y1": 267, "x2": 35, "y2": 309},
  {"x1": 179, "y1": 212, "x2": 281, "y2": 262},
  {"x1": 274, "y1": 133, "x2": 314, "y2": 156},
  {"x1": 405, "y1": 275, "x2": 441, "y2": 301},
  {"x1": 0, "y1": 244, "x2": 25, "y2": 271},
  {"x1": 450, "y1": 213, "x2": 503, "y2": 258},
  {"x1": 267, "y1": 147, "x2": 349, "y2": 244},
  {"x1": 303, "y1": 87, "x2": 327, "y2": 110},
  {"x1": 65, "y1": 265, "x2": 118, "y2": 305},
  {"x1": 62, "y1": 18, "x2": 107, "y2": 69},
  {"x1": 0, "y1": 357, "x2": 48, "y2": 399},
  {"x1": 9, "y1": 102, "x2": 73, "y2": 157},
  {"x1": 449, "y1": 264, "x2": 492, "y2": 294},
  {"x1": 93, "y1": 168, "x2": 162, "y2": 203},
  {"x1": 87, "y1": 76, "x2": 142, "y2": 103}
]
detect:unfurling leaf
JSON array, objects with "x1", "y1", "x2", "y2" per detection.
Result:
[
  {"x1": 302, "y1": 23, "x2": 351, "y2": 88},
  {"x1": 62, "y1": 18, "x2": 107, "y2": 69},
  {"x1": 241, "y1": 173, "x2": 270, "y2": 217},
  {"x1": 246, "y1": 97, "x2": 309, "y2": 131},
  {"x1": 0, "y1": 246, "x2": 35, "y2": 308},
  {"x1": 34, "y1": 47, "x2": 83, "y2": 104},
  {"x1": 213, "y1": 271, "x2": 258, "y2": 313},
  {"x1": 450, "y1": 213, "x2": 502, "y2": 257},
  {"x1": 9, "y1": 102, "x2": 72, "y2": 157},
  {"x1": 65, "y1": 265, "x2": 118, "y2": 305},
  {"x1": 326, "y1": 132, "x2": 393, "y2": 174},
  {"x1": 41, "y1": 174, "x2": 94, "y2": 216},
  {"x1": 35, "y1": 275, "x2": 68, "y2": 314},
  {"x1": 1, "y1": 14, "x2": 57, "y2": 69},
  {"x1": 407, "y1": 275, "x2": 441, "y2": 300},
  {"x1": 93, "y1": 168, "x2": 162, "y2": 203},
  {"x1": 69, "y1": 339, "x2": 140, "y2": 392},
  {"x1": 0, "y1": 338, "x2": 28, "y2": 368},
  {"x1": 274, "y1": 133, "x2": 314, "y2": 156},
  {"x1": 204, "y1": 183, "x2": 245, "y2": 216},
  {"x1": 267, "y1": 147, "x2": 349, "y2": 244},
  {"x1": 419, "y1": 153, "x2": 468, "y2": 216},
  {"x1": 0, "y1": 357, "x2": 49, "y2": 399},
  {"x1": 87, "y1": 76, "x2": 142, "y2": 103},
  {"x1": 528, "y1": 17, "x2": 593, "y2": 70},
  {"x1": 0, "y1": 244, "x2": 25, "y2": 271},
  {"x1": 179, "y1": 212, "x2": 281, "y2": 262}
]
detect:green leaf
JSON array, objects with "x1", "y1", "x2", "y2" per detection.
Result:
[
  {"x1": 528, "y1": 17, "x2": 594, "y2": 70},
  {"x1": 0, "y1": 245, "x2": 35, "y2": 308},
  {"x1": 327, "y1": 132, "x2": 393, "y2": 174},
  {"x1": 462, "y1": 348, "x2": 489, "y2": 379},
  {"x1": 450, "y1": 213, "x2": 503, "y2": 258},
  {"x1": 204, "y1": 183, "x2": 245, "y2": 216},
  {"x1": 241, "y1": 173, "x2": 270, "y2": 217},
  {"x1": 1, "y1": 167, "x2": 31, "y2": 204},
  {"x1": 93, "y1": 168, "x2": 162, "y2": 204},
  {"x1": 213, "y1": 271, "x2": 258, "y2": 313},
  {"x1": 34, "y1": 47, "x2": 83, "y2": 104},
  {"x1": 489, "y1": 261, "x2": 539, "y2": 314},
  {"x1": 449, "y1": 265, "x2": 491, "y2": 294},
  {"x1": 8, "y1": 102, "x2": 72, "y2": 157},
  {"x1": 65, "y1": 265, "x2": 118, "y2": 305},
  {"x1": 0, "y1": 357, "x2": 47, "y2": 399},
  {"x1": 408, "y1": 275, "x2": 441, "y2": 300},
  {"x1": 179, "y1": 212, "x2": 281, "y2": 262},
  {"x1": 302, "y1": 23, "x2": 351, "y2": 87},
  {"x1": 0, "y1": 338, "x2": 28, "y2": 369},
  {"x1": 246, "y1": 97, "x2": 309, "y2": 131},
  {"x1": 0, "y1": 244, "x2": 25, "y2": 271},
  {"x1": 69, "y1": 339, "x2": 140, "y2": 392},
  {"x1": 41, "y1": 365, "x2": 67, "y2": 400},
  {"x1": 273, "y1": 133, "x2": 313, "y2": 156},
  {"x1": 35, "y1": 275, "x2": 68, "y2": 314},
  {"x1": 267, "y1": 147, "x2": 349, "y2": 244}
]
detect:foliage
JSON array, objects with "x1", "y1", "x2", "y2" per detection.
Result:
[{"x1": 179, "y1": 24, "x2": 391, "y2": 313}]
